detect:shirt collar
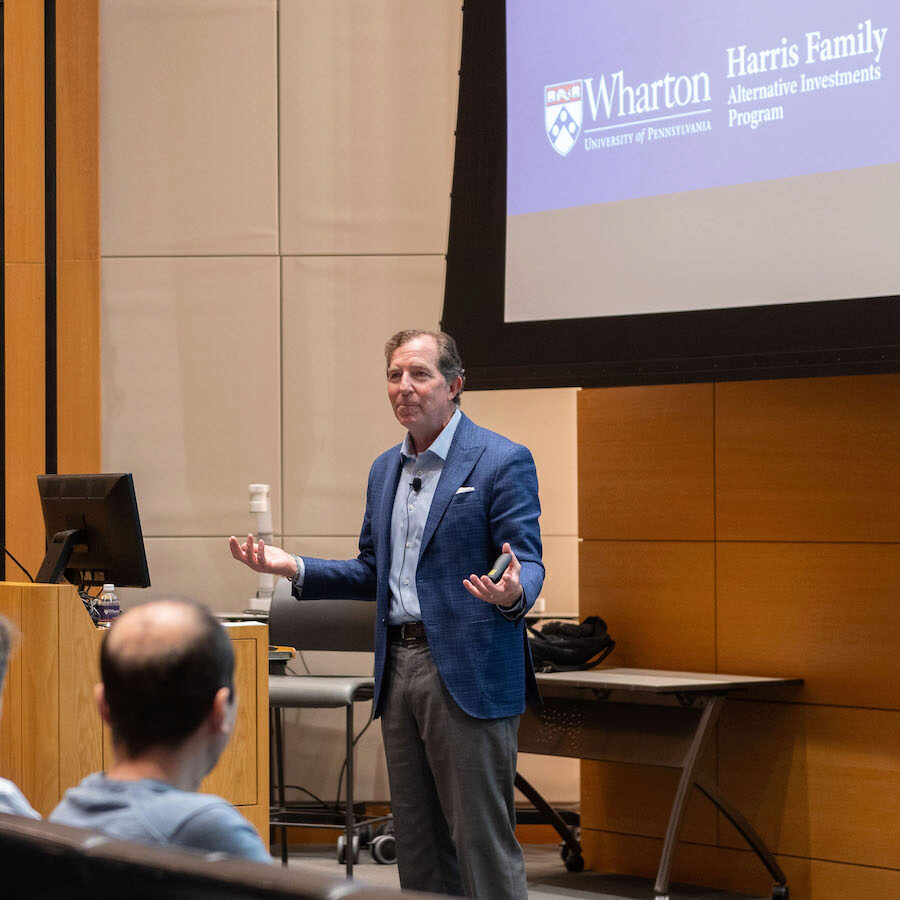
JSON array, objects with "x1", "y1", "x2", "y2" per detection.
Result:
[{"x1": 401, "y1": 408, "x2": 462, "y2": 462}]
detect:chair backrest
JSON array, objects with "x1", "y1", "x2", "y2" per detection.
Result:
[
  {"x1": 0, "y1": 812, "x2": 429, "y2": 899},
  {"x1": 268, "y1": 578, "x2": 375, "y2": 653}
]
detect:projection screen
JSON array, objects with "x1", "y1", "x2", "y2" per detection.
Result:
[{"x1": 442, "y1": 0, "x2": 900, "y2": 388}]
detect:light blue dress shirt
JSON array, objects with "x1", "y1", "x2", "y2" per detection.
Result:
[{"x1": 388, "y1": 409, "x2": 462, "y2": 624}]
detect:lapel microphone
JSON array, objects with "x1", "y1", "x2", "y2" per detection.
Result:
[{"x1": 411, "y1": 476, "x2": 422, "y2": 492}]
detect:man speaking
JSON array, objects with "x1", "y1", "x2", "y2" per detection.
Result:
[{"x1": 230, "y1": 329, "x2": 543, "y2": 898}]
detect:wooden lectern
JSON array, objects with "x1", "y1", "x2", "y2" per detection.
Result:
[{"x1": 0, "y1": 582, "x2": 269, "y2": 839}]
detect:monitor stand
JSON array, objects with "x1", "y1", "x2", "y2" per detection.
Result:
[{"x1": 36, "y1": 528, "x2": 87, "y2": 584}]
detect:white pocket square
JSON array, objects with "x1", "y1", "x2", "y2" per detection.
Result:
[{"x1": 455, "y1": 486, "x2": 474, "y2": 494}]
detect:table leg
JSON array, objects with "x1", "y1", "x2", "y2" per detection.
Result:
[
  {"x1": 654, "y1": 696, "x2": 724, "y2": 898},
  {"x1": 694, "y1": 770, "x2": 787, "y2": 886}
]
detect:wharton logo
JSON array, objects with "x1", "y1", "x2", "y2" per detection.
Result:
[{"x1": 545, "y1": 80, "x2": 582, "y2": 156}]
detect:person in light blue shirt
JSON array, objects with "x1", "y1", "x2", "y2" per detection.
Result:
[
  {"x1": 50, "y1": 773, "x2": 267, "y2": 861},
  {"x1": 0, "y1": 777, "x2": 39, "y2": 819},
  {"x1": 0, "y1": 614, "x2": 40, "y2": 819},
  {"x1": 50, "y1": 598, "x2": 271, "y2": 863}
]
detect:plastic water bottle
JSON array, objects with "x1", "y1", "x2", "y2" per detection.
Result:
[{"x1": 96, "y1": 584, "x2": 121, "y2": 626}]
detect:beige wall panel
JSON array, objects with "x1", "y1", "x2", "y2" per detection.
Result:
[
  {"x1": 578, "y1": 385, "x2": 714, "y2": 541},
  {"x1": 581, "y1": 828, "x2": 900, "y2": 899},
  {"x1": 517, "y1": 756, "x2": 580, "y2": 807},
  {"x1": 115, "y1": 536, "x2": 261, "y2": 613},
  {"x1": 538, "y1": 535, "x2": 579, "y2": 616},
  {"x1": 100, "y1": 0, "x2": 278, "y2": 256},
  {"x1": 279, "y1": 0, "x2": 461, "y2": 255},
  {"x1": 718, "y1": 701, "x2": 900, "y2": 870},
  {"x1": 463, "y1": 389, "x2": 578, "y2": 537},
  {"x1": 56, "y1": 0, "x2": 100, "y2": 262},
  {"x1": 580, "y1": 541, "x2": 716, "y2": 671},
  {"x1": 281, "y1": 256, "x2": 443, "y2": 537},
  {"x1": 718, "y1": 543, "x2": 900, "y2": 709},
  {"x1": 716, "y1": 374, "x2": 900, "y2": 542},
  {"x1": 3, "y1": 0, "x2": 44, "y2": 263},
  {"x1": 101, "y1": 257, "x2": 281, "y2": 537},
  {"x1": 57, "y1": 260, "x2": 101, "y2": 475},
  {"x1": 581, "y1": 751, "x2": 717, "y2": 844},
  {"x1": 5, "y1": 264, "x2": 46, "y2": 578}
]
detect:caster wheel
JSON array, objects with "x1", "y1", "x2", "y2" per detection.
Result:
[
  {"x1": 375, "y1": 821, "x2": 394, "y2": 837},
  {"x1": 771, "y1": 886, "x2": 789, "y2": 900},
  {"x1": 336, "y1": 834, "x2": 359, "y2": 865},
  {"x1": 371, "y1": 833, "x2": 397, "y2": 865},
  {"x1": 564, "y1": 852, "x2": 585, "y2": 873}
]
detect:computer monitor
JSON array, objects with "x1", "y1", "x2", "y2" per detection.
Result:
[{"x1": 36, "y1": 473, "x2": 151, "y2": 589}]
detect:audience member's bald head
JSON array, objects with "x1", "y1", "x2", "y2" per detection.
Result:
[{"x1": 100, "y1": 598, "x2": 234, "y2": 758}]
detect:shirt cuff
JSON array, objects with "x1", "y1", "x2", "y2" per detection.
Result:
[
  {"x1": 290, "y1": 554, "x2": 305, "y2": 596},
  {"x1": 498, "y1": 591, "x2": 526, "y2": 622}
]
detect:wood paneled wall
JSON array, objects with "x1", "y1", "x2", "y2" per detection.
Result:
[
  {"x1": 4, "y1": 0, "x2": 47, "y2": 579},
  {"x1": 578, "y1": 374, "x2": 900, "y2": 899},
  {"x1": 3, "y1": 0, "x2": 100, "y2": 578},
  {"x1": 55, "y1": 0, "x2": 101, "y2": 475}
]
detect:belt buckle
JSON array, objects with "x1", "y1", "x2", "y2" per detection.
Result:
[{"x1": 399, "y1": 622, "x2": 423, "y2": 643}]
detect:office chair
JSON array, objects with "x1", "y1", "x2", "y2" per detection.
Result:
[{"x1": 268, "y1": 580, "x2": 393, "y2": 876}]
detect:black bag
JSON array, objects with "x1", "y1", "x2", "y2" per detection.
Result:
[{"x1": 527, "y1": 616, "x2": 615, "y2": 673}]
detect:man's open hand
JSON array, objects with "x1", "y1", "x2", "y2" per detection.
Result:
[
  {"x1": 463, "y1": 542, "x2": 523, "y2": 609},
  {"x1": 228, "y1": 534, "x2": 297, "y2": 580}
]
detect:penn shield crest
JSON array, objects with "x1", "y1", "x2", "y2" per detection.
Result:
[{"x1": 545, "y1": 80, "x2": 583, "y2": 156}]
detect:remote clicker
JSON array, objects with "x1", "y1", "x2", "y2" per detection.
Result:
[{"x1": 486, "y1": 552, "x2": 513, "y2": 583}]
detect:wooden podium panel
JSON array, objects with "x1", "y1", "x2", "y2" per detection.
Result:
[{"x1": 0, "y1": 583, "x2": 269, "y2": 839}]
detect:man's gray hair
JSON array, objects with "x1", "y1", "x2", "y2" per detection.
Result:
[{"x1": 384, "y1": 329, "x2": 466, "y2": 406}]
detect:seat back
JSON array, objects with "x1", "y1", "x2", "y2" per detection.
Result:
[
  {"x1": 268, "y1": 578, "x2": 375, "y2": 653},
  {"x1": 0, "y1": 813, "x2": 430, "y2": 899}
]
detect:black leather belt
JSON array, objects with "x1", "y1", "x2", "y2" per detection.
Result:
[{"x1": 387, "y1": 621, "x2": 428, "y2": 644}]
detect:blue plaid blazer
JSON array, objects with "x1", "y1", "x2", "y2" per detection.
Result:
[{"x1": 299, "y1": 413, "x2": 544, "y2": 719}]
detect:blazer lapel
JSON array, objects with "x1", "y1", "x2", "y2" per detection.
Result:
[
  {"x1": 420, "y1": 416, "x2": 485, "y2": 557},
  {"x1": 376, "y1": 451, "x2": 403, "y2": 591}
]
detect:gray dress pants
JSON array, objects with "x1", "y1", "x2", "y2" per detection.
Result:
[{"x1": 380, "y1": 640, "x2": 527, "y2": 899}]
